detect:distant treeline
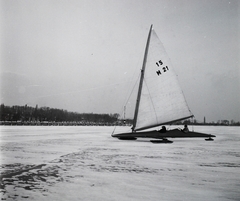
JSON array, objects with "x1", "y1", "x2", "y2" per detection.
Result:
[
  {"x1": 0, "y1": 104, "x2": 132, "y2": 125},
  {"x1": 0, "y1": 104, "x2": 238, "y2": 126},
  {"x1": 179, "y1": 119, "x2": 240, "y2": 126}
]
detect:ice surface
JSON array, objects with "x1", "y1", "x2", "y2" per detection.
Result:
[{"x1": 0, "y1": 126, "x2": 240, "y2": 200}]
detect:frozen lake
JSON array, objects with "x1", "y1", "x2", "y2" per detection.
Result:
[{"x1": 0, "y1": 126, "x2": 240, "y2": 201}]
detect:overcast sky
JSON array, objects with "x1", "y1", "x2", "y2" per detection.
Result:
[{"x1": 1, "y1": 0, "x2": 239, "y2": 122}]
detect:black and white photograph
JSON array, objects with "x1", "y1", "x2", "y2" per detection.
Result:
[{"x1": 0, "y1": 0, "x2": 239, "y2": 200}]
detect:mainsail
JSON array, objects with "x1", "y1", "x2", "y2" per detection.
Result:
[{"x1": 133, "y1": 26, "x2": 193, "y2": 131}]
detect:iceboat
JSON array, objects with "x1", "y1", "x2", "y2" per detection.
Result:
[{"x1": 111, "y1": 25, "x2": 215, "y2": 143}]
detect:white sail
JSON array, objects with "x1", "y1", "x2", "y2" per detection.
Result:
[{"x1": 134, "y1": 29, "x2": 193, "y2": 131}]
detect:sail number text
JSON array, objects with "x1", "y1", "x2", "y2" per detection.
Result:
[{"x1": 156, "y1": 60, "x2": 169, "y2": 76}]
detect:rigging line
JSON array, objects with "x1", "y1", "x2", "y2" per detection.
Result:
[
  {"x1": 112, "y1": 72, "x2": 141, "y2": 134},
  {"x1": 124, "y1": 72, "x2": 141, "y2": 107},
  {"x1": 111, "y1": 64, "x2": 142, "y2": 134},
  {"x1": 111, "y1": 126, "x2": 117, "y2": 135},
  {"x1": 117, "y1": 72, "x2": 141, "y2": 120},
  {"x1": 191, "y1": 116, "x2": 195, "y2": 132},
  {"x1": 120, "y1": 50, "x2": 146, "y2": 117}
]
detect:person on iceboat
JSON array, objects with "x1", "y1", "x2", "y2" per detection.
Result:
[
  {"x1": 182, "y1": 124, "x2": 189, "y2": 132},
  {"x1": 158, "y1": 126, "x2": 166, "y2": 133}
]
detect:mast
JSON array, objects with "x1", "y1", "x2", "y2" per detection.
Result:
[{"x1": 132, "y1": 24, "x2": 153, "y2": 131}]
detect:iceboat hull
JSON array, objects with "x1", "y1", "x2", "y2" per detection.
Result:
[{"x1": 111, "y1": 129, "x2": 216, "y2": 140}]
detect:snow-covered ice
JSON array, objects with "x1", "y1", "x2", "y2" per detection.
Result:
[{"x1": 0, "y1": 126, "x2": 239, "y2": 201}]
